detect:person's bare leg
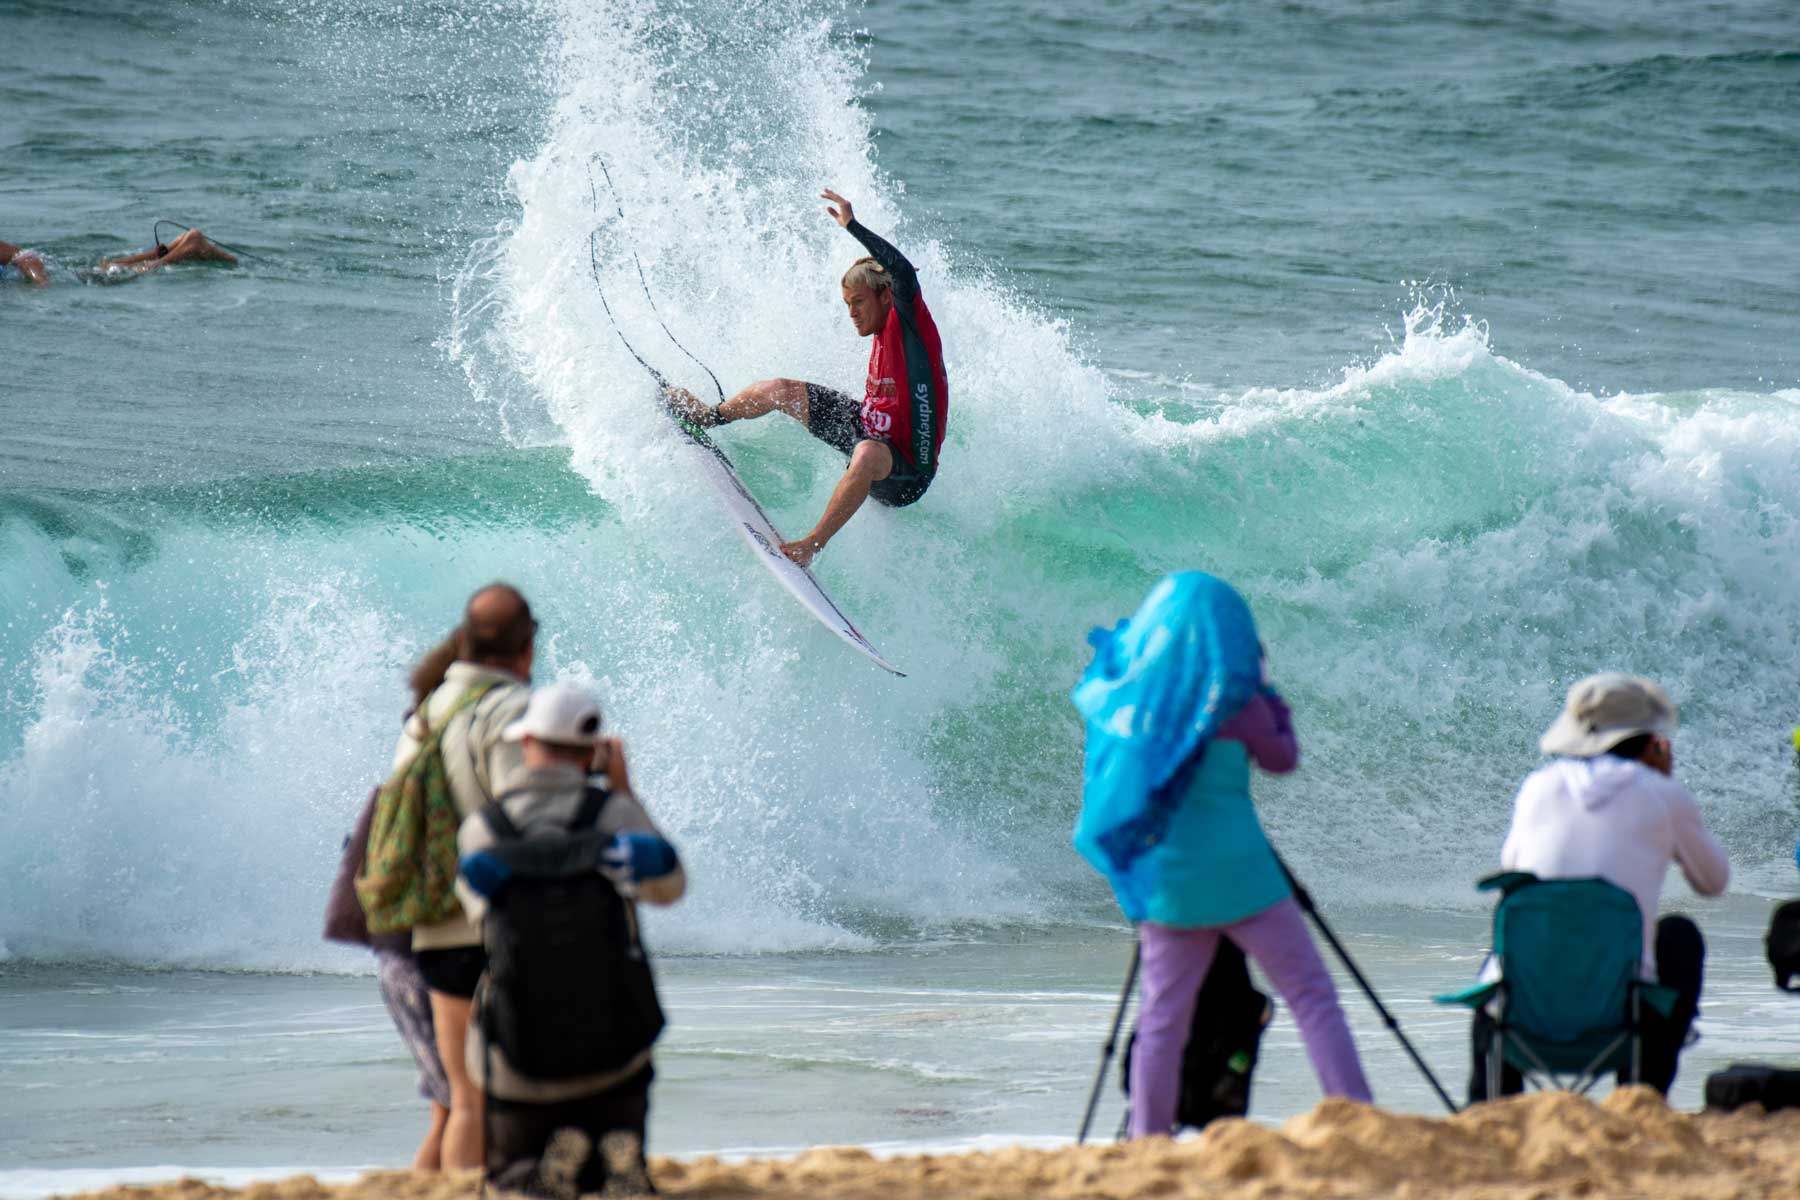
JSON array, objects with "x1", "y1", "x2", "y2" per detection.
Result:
[
  {"x1": 780, "y1": 439, "x2": 892, "y2": 566},
  {"x1": 101, "y1": 246, "x2": 163, "y2": 268},
  {"x1": 413, "y1": 1100, "x2": 450, "y2": 1172},
  {"x1": 102, "y1": 228, "x2": 236, "y2": 271},
  {"x1": 717, "y1": 377, "x2": 808, "y2": 423},
  {"x1": 428, "y1": 991, "x2": 484, "y2": 1170},
  {"x1": 667, "y1": 378, "x2": 809, "y2": 428},
  {"x1": 161, "y1": 228, "x2": 236, "y2": 264}
]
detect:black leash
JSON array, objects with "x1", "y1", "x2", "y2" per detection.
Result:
[
  {"x1": 150, "y1": 218, "x2": 262, "y2": 262},
  {"x1": 1276, "y1": 854, "x2": 1461, "y2": 1114},
  {"x1": 1076, "y1": 940, "x2": 1140, "y2": 1144},
  {"x1": 587, "y1": 220, "x2": 672, "y2": 391},
  {"x1": 585, "y1": 157, "x2": 725, "y2": 404}
]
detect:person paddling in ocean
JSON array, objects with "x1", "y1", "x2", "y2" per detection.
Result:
[
  {"x1": 665, "y1": 189, "x2": 948, "y2": 567},
  {"x1": 94, "y1": 226, "x2": 237, "y2": 274},
  {"x1": 0, "y1": 241, "x2": 51, "y2": 284},
  {"x1": 1, "y1": 227, "x2": 235, "y2": 285},
  {"x1": 1072, "y1": 572, "x2": 1372, "y2": 1137}
]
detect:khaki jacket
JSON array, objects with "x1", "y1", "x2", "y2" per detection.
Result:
[{"x1": 389, "y1": 662, "x2": 531, "y2": 952}]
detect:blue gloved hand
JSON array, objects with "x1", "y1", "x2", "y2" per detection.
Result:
[
  {"x1": 600, "y1": 832, "x2": 679, "y2": 888},
  {"x1": 459, "y1": 850, "x2": 512, "y2": 898}
]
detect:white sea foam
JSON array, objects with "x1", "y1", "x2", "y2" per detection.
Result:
[{"x1": 3, "y1": 1, "x2": 1798, "y2": 972}]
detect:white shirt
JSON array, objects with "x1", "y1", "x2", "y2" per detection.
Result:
[{"x1": 1499, "y1": 756, "x2": 1730, "y2": 974}]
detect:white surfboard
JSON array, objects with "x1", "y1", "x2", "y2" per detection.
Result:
[{"x1": 663, "y1": 398, "x2": 904, "y2": 677}]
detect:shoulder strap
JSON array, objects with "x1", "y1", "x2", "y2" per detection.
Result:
[
  {"x1": 445, "y1": 680, "x2": 507, "y2": 796},
  {"x1": 419, "y1": 679, "x2": 500, "y2": 746},
  {"x1": 481, "y1": 796, "x2": 524, "y2": 842},
  {"x1": 483, "y1": 785, "x2": 608, "y2": 839},
  {"x1": 571, "y1": 784, "x2": 611, "y2": 831}
]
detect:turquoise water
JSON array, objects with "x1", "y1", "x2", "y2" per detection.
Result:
[{"x1": 3, "y1": 0, "x2": 1799, "y2": 1181}]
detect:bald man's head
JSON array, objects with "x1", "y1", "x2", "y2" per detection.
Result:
[{"x1": 459, "y1": 582, "x2": 537, "y2": 666}]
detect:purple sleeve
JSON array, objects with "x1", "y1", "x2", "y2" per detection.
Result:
[{"x1": 1218, "y1": 691, "x2": 1300, "y2": 774}]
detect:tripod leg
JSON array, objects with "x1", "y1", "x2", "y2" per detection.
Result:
[{"x1": 1078, "y1": 942, "x2": 1141, "y2": 1144}]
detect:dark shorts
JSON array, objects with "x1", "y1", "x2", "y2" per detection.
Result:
[
  {"x1": 416, "y1": 944, "x2": 487, "y2": 999},
  {"x1": 803, "y1": 383, "x2": 934, "y2": 508}
]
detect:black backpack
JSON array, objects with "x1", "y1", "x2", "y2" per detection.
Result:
[
  {"x1": 476, "y1": 785, "x2": 665, "y2": 1081},
  {"x1": 1767, "y1": 899, "x2": 1800, "y2": 992},
  {"x1": 1705, "y1": 1063, "x2": 1800, "y2": 1114},
  {"x1": 1700, "y1": 901, "x2": 1800, "y2": 1115},
  {"x1": 1121, "y1": 938, "x2": 1274, "y2": 1131}
]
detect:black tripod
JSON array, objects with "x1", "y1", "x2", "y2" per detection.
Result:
[
  {"x1": 1076, "y1": 941, "x2": 1140, "y2": 1144},
  {"x1": 1076, "y1": 858, "x2": 1459, "y2": 1140},
  {"x1": 1276, "y1": 856, "x2": 1460, "y2": 1114}
]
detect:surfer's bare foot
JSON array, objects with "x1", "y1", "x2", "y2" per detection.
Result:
[
  {"x1": 664, "y1": 385, "x2": 721, "y2": 427},
  {"x1": 780, "y1": 538, "x2": 822, "y2": 567}
]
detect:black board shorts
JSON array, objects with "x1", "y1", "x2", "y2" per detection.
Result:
[
  {"x1": 416, "y1": 944, "x2": 488, "y2": 999},
  {"x1": 803, "y1": 383, "x2": 933, "y2": 508}
]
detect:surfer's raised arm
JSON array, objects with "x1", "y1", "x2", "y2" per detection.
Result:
[
  {"x1": 663, "y1": 186, "x2": 949, "y2": 569},
  {"x1": 823, "y1": 190, "x2": 919, "y2": 303}
]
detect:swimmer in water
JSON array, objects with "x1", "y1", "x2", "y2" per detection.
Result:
[
  {"x1": 2, "y1": 227, "x2": 237, "y2": 285},
  {"x1": 97, "y1": 227, "x2": 237, "y2": 274},
  {"x1": 0, "y1": 241, "x2": 50, "y2": 285}
]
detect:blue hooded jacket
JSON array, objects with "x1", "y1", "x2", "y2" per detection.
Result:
[{"x1": 1071, "y1": 572, "x2": 1288, "y2": 924}]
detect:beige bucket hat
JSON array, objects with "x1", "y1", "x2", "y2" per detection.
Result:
[{"x1": 1539, "y1": 672, "x2": 1678, "y2": 758}]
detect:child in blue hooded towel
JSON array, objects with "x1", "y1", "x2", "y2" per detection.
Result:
[{"x1": 1072, "y1": 571, "x2": 1371, "y2": 1136}]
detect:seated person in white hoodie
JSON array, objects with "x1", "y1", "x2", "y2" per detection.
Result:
[{"x1": 1471, "y1": 672, "x2": 1731, "y2": 1100}]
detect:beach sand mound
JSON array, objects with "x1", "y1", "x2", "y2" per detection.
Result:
[{"x1": 54, "y1": 1088, "x2": 1800, "y2": 1200}]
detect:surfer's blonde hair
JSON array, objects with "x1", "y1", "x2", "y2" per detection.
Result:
[{"x1": 840, "y1": 256, "x2": 891, "y2": 293}]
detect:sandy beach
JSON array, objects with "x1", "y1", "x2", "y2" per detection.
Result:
[
  {"x1": 50, "y1": 1089, "x2": 1800, "y2": 1200},
  {"x1": 7, "y1": 5, "x2": 1799, "y2": 1200}
]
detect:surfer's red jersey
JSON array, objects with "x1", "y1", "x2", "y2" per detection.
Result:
[{"x1": 846, "y1": 220, "x2": 948, "y2": 475}]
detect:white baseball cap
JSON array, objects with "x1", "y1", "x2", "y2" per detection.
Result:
[{"x1": 502, "y1": 682, "x2": 604, "y2": 747}]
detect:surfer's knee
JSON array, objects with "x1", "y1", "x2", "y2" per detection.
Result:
[
  {"x1": 848, "y1": 439, "x2": 894, "y2": 482},
  {"x1": 770, "y1": 378, "x2": 808, "y2": 404}
]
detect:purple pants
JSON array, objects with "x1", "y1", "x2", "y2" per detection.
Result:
[{"x1": 1129, "y1": 896, "x2": 1372, "y2": 1138}]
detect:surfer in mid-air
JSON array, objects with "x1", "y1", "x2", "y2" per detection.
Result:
[{"x1": 667, "y1": 189, "x2": 948, "y2": 567}]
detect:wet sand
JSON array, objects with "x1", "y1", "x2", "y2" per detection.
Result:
[{"x1": 50, "y1": 1088, "x2": 1800, "y2": 1200}]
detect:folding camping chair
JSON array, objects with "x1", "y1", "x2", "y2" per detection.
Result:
[{"x1": 1436, "y1": 872, "x2": 1678, "y2": 1097}]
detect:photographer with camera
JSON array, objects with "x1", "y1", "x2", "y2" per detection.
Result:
[{"x1": 455, "y1": 683, "x2": 684, "y2": 1198}]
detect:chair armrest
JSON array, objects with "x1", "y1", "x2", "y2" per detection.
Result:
[
  {"x1": 1633, "y1": 979, "x2": 1681, "y2": 1019},
  {"x1": 1435, "y1": 980, "x2": 1500, "y2": 1009}
]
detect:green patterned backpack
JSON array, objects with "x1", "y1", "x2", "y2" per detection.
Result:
[{"x1": 356, "y1": 683, "x2": 498, "y2": 934}]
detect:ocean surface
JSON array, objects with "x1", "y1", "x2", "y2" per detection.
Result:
[{"x1": 3, "y1": 0, "x2": 1799, "y2": 1189}]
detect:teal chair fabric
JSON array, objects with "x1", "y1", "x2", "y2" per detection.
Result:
[{"x1": 1436, "y1": 873, "x2": 1679, "y2": 1096}]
